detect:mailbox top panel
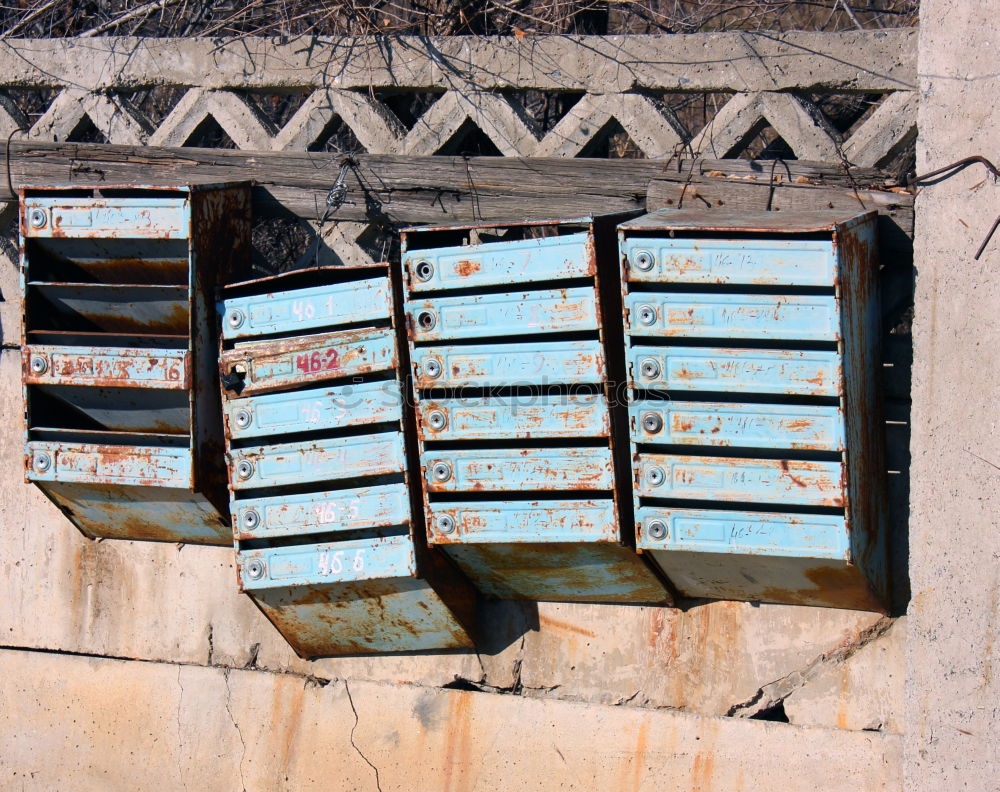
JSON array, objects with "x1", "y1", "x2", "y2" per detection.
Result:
[
  {"x1": 618, "y1": 209, "x2": 877, "y2": 234},
  {"x1": 404, "y1": 232, "x2": 593, "y2": 292},
  {"x1": 220, "y1": 277, "x2": 391, "y2": 340},
  {"x1": 20, "y1": 184, "x2": 250, "y2": 240},
  {"x1": 401, "y1": 216, "x2": 598, "y2": 235}
]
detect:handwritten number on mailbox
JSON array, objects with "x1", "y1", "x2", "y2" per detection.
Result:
[
  {"x1": 317, "y1": 549, "x2": 364, "y2": 577},
  {"x1": 295, "y1": 349, "x2": 341, "y2": 374}
]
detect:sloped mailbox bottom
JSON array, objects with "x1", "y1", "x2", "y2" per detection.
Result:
[
  {"x1": 620, "y1": 210, "x2": 890, "y2": 613},
  {"x1": 239, "y1": 537, "x2": 476, "y2": 657},
  {"x1": 220, "y1": 266, "x2": 477, "y2": 657},
  {"x1": 402, "y1": 216, "x2": 671, "y2": 605}
]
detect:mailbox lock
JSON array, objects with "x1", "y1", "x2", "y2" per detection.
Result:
[
  {"x1": 641, "y1": 412, "x2": 663, "y2": 434},
  {"x1": 241, "y1": 509, "x2": 260, "y2": 530},
  {"x1": 29, "y1": 355, "x2": 48, "y2": 375},
  {"x1": 431, "y1": 462, "x2": 452, "y2": 482},
  {"x1": 633, "y1": 250, "x2": 655, "y2": 271},
  {"x1": 437, "y1": 514, "x2": 456, "y2": 534},
  {"x1": 416, "y1": 310, "x2": 437, "y2": 331},
  {"x1": 413, "y1": 260, "x2": 434, "y2": 282},
  {"x1": 424, "y1": 358, "x2": 443, "y2": 379},
  {"x1": 639, "y1": 357, "x2": 661, "y2": 380},
  {"x1": 645, "y1": 466, "x2": 666, "y2": 487},
  {"x1": 233, "y1": 408, "x2": 253, "y2": 429},
  {"x1": 33, "y1": 452, "x2": 51, "y2": 473},
  {"x1": 27, "y1": 208, "x2": 47, "y2": 229},
  {"x1": 636, "y1": 304, "x2": 657, "y2": 326},
  {"x1": 245, "y1": 559, "x2": 266, "y2": 581},
  {"x1": 227, "y1": 309, "x2": 245, "y2": 330},
  {"x1": 427, "y1": 410, "x2": 447, "y2": 432},
  {"x1": 236, "y1": 459, "x2": 255, "y2": 480},
  {"x1": 646, "y1": 520, "x2": 668, "y2": 540}
]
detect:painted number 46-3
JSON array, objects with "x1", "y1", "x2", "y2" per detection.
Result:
[{"x1": 317, "y1": 549, "x2": 365, "y2": 577}]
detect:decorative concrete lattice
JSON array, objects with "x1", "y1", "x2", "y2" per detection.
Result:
[{"x1": 0, "y1": 32, "x2": 918, "y2": 265}]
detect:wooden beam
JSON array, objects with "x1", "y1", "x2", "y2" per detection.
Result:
[{"x1": 2, "y1": 141, "x2": 912, "y2": 234}]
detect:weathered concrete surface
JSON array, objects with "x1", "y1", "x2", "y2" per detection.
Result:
[
  {"x1": 0, "y1": 33, "x2": 915, "y2": 92},
  {"x1": 0, "y1": 647, "x2": 902, "y2": 792},
  {"x1": 906, "y1": 2, "x2": 1000, "y2": 788},
  {"x1": 0, "y1": 234, "x2": 18, "y2": 348},
  {"x1": 514, "y1": 600, "x2": 894, "y2": 718},
  {"x1": 784, "y1": 618, "x2": 904, "y2": 733}
]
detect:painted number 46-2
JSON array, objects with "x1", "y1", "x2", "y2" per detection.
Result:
[
  {"x1": 295, "y1": 348, "x2": 341, "y2": 374},
  {"x1": 317, "y1": 549, "x2": 365, "y2": 577}
]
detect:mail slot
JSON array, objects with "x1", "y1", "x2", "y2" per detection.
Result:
[
  {"x1": 21, "y1": 184, "x2": 251, "y2": 544},
  {"x1": 402, "y1": 216, "x2": 670, "y2": 604},
  {"x1": 620, "y1": 209, "x2": 888, "y2": 612},
  {"x1": 219, "y1": 266, "x2": 476, "y2": 657}
]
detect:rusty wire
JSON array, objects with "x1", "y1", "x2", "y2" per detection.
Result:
[{"x1": 908, "y1": 156, "x2": 1000, "y2": 261}]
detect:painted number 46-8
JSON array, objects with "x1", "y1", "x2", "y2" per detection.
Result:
[{"x1": 317, "y1": 549, "x2": 365, "y2": 577}]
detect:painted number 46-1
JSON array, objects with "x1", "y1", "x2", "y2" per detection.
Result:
[{"x1": 317, "y1": 549, "x2": 365, "y2": 577}]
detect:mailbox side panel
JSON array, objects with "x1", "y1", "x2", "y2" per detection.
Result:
[{"x1": 836, "y1": 216, "x2": 890, "y2": 609}]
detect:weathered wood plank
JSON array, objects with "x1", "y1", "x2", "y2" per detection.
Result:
[
  {"x1": 1, "y1": 141, "x2": 912, "y2": 232},
  {"x1": 0, "y1": 32, "x2": 916, "y2": 92},
  {"x1": 647, "y1": 174, "x2": 913, "y2": 232}
]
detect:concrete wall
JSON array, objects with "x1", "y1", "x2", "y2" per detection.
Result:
[{"x1": 905, "y1": 2, "x2": 1000, "y2": 788}]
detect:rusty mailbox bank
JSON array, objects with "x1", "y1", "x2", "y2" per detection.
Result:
[
  {"x1": 620, "y1": 209, "x2": 889, "y2": 611},
  {"x1": 401, "y1": 217, "x2": 670, "y2": 603},
  {"x1": 20, "y1": 184, "x2": 250, "y2": 544},
  {"x1": 219, "y1": 266, "x2": 477, "y2": 656}
]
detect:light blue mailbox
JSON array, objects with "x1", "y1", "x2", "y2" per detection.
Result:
[
  {"x1": 219, "y1": 266, "x2": 476, "y2": 657},
  {"x1": 402, "y1": 217, "x2": 670, "y2": 604},
  {"x1": 620, "y1": 209, "x2": 889, "y2": 612}
]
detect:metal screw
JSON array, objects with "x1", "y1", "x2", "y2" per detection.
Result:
[
  {"x1": 431, "y1": 462, "x2": 452, "y2": 482},
  {"x1": 634, "y1": 249, "x2": 655, "y2": 271},
  {"x1": 33, "y1": 452, "x2": 51, "y2": 473},
  {"x1": 236, "y1": 459, "x2": 255, "y2": 480},
  {"x1": 416, "y1": 310, "x2": 437, "y2": 331},
  {"x1": 424, "y1": 358, "x2": 442, "y2": 379},
  {"x1": 29, "y1": 355, "x2": 47, "y2": 374},
  {"x1": 241, "y1": 509, "x2": 260, "y2": 530},
  {"x1": 414, "y1": 260, "x2": 434, "y2": 282},
  {"x1": 636, "y1": 304, "x2": 657, "y2": 326},
  {"x1": 245, "y1": 558, "x2": 265, "y2": 580},
  {"x1": 427, "y1": 410, "x2": 447, "y2": 431},
  {"x1": 27, "y1": 208, "x2": 46, "y2": 229},
  {"x1": 639, "y1": 357, "x2": 661, "y2": 380},
  {"x1": 437, "y1": 514, "x2": 456, "y2": 534},
  {"x1": 233, "y1": 408, "x2": 252, "y2": 429},
  {"x1": 646, "y1": 519, "x2": 668, "y2": 540},
  {"x1": 645, "y1": 466, "x2": 666, "y2": 487},
  {"x1": 641, "y1": 412, "x2": 663, "y2": 434},
  {"x1": 227, "y1": 309, "x2": 245, "y2": 329}
]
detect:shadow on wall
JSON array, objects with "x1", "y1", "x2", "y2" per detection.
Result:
[{"x1": 877, "y1": 215, "x2": 913, "y2": 615}]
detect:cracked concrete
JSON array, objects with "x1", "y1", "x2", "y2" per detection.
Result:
[{"x1": 0, "y1": 648, "x2": 902, "y2": 791}]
